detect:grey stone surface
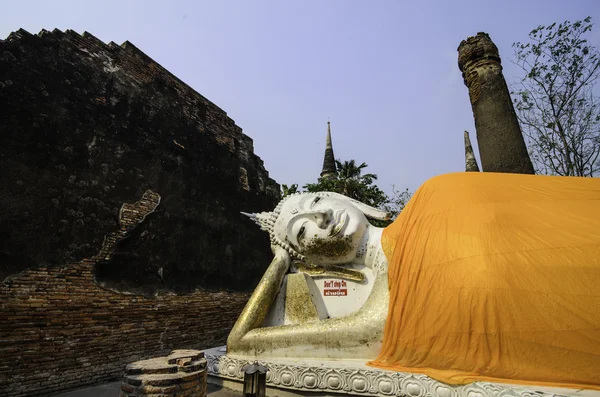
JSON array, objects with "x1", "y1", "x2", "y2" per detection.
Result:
[{"x1": 50, "y1": 381, "x2": 239, "y2": 397}]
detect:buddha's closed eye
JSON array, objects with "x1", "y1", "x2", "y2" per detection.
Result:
[{"x1": 297, "y1": 223, "x2": 307, "y2": 241}]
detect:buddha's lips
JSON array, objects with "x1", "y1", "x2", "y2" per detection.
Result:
[{"x1": 329, "y1": 210, "x2": 347, "y2": 237}]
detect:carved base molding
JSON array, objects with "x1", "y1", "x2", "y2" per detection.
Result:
[{"x1": 203, "y1": 347, "x2": 596, "y2": 397}]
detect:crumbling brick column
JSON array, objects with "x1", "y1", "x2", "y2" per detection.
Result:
[
  {"x1": 121, "y1": 350, "x2": 207, "y2": 397},
  {"x1": 458, "y1": 32, "x2": 535, "y2": 174}
]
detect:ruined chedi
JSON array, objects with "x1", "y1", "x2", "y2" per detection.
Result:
[
  {"x1": 458, "y1": 32, "x2": 535, "y2": 174},
  {"x1": 320, "y1": 121, "x2": 337, "y2": 179},
  {"x1": 464, "y1": 131, "x2": 480, "y2": 172}
]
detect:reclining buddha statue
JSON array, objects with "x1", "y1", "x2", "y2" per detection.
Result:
[{"x1": 227, "y1": 172, "x2": 600, "y2": 391}]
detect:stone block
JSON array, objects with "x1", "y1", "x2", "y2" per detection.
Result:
[{"x1": 122, "y1": 349, "x2": 207, "y2": 397}]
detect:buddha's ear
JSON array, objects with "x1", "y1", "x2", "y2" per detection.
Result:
[{"x1": 318, "y1": 192, "x2": 392, "y2": 221}]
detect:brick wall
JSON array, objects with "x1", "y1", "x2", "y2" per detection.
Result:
[
  {"x1": 0, "y1": 188, "x2": 250, "y2": 396},
  {"x1": 0, "y1": 28, "x2": 279, "y2": 294},
  {"x1": 0, "y1": 28, "x2": 276, "y2": 396},
  {"x1": 0, "y1": 261, "x2": 249, "y2": 397}
]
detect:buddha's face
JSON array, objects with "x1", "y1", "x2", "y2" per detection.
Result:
[{"x1": 273, "y1": 193, "x2": 370, "y2": 264}]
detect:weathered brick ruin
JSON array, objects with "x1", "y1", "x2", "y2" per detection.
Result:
[
  {"x1": 464, "y1": 131, "x2": 480, "y2": 172},
  {"x1": 0, "y1": 28, "x2": 279, "y2": 396},
  {"x1": 458, "y1": 32, "x2": 535, "y2": 174},
  {"x1": 1, "y1": 254, "x2": 247, "y2": 397}
]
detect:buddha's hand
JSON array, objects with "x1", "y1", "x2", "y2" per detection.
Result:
[{"x1": 271, "y1": 244, "x2": 292, "y2": 272}]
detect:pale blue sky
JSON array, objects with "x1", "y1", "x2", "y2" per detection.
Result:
[{"x1": 1, "y1": 0, "x2": 599, "y2": 194}]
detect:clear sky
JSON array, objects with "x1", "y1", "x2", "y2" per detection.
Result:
[{"x1": 1, "y1": 0, "x2": 599, "y2": 194}]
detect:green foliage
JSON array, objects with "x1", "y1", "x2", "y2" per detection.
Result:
[
  {"x1": 281, "y1": 183, "x2": 298, "y2": 197},
  {"x1": 511, "y1": 16, "x2": 600, "y2": 176},
  {"x1": 304, "y1": 159, "x2": 388, "y2": 208},
  {"x1": 302, "y1": 158, "x2": 412, "y2": 227}
]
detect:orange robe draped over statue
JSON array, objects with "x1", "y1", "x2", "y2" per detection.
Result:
[{"x1": 369, "y1": 172, "x2": 600, "y2": 390}]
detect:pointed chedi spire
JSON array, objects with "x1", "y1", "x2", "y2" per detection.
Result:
[
  {"x1": 464, "y1": 130, "x2": 480, "y2": 172},
  {"x1": 320, "y1": 121, "x2": 337, "y2": 179}
]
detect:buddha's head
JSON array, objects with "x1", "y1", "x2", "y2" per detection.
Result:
[{"x1": 243, "y1": 192, "x2": 390, "y2": 265}]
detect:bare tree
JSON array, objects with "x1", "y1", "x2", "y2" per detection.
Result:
[{"x1": 511, "y1": 17, "x2": 600, "y2": 176}]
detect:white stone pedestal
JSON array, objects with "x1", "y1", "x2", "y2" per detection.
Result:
[{"x1": 203, "y1": 346, "x2": 598, "y2": 397}]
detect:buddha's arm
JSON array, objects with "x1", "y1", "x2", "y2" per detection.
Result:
[
  {"x1": 227, "y1": 271, "x2": 389, "y2": 360},
  {"x1": 227, "y1": 247, "x2": 290, "y2": 351}
]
